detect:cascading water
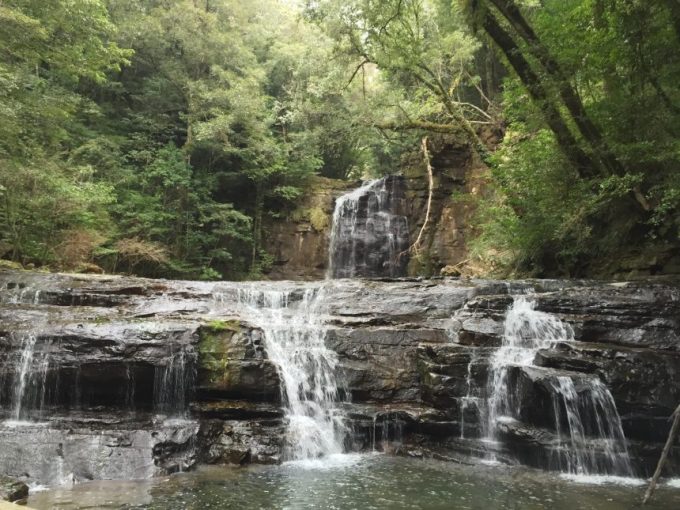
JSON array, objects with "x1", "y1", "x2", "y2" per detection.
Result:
[
  {"x1": 238, "y1": 286, "x2": 346, "y2": 460},
  {"x1": 486, "y1": 296, "x2": 632, "y2": 476},
  {"x1": 5, "y1": 332, "x2": 50, "y2": 422},
  {"x1": 487, "y1": 296, "x2": 575, "y2": 433},
  {"x1": 328, "y1": 176, "x2": 409, "y2": 279},
  {"x1": 459, "y1": 350, "x2": 483, "y2": 439},
  {"x1": 550, "y1": 376, "x2": 632, "y2": 476}
]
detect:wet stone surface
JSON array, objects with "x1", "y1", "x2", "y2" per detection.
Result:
[{"x1": 0, "y1": 270, "x2": 679, "y2": 488}]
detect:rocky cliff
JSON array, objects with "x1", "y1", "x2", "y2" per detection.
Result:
[
  {"x1": 265, "y1": 137, "x2": 486, "y2": 280},
  {"x1": 0, "y1": 270, "x2": 678, "y2": 486},
  {"x1": 265, "y1": 177, "x2": 354, "y2": 280}
]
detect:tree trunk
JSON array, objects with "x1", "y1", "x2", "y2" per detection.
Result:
[
  {"x1": 643, "y1": 404, "x2": 680, "y2": 504},
  {"x1": 251, "y1": 182, "x2": 264, "y2": 273},
  {"x1": 480, "y1": 9, "x2": 598, "y2": 178},
  {"x1": 489, "y1": 0, "x2": 621, "y2": 177},
  {"x1": 409, "y1": 137, "x2": 434, "y2": 256},
  {"x1": 487, "y1": 0, "x2": 654, "y2": 212}
]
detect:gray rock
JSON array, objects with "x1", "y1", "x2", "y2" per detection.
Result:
[{"x1": 1, "y1": 270, "x2": 679, "y2": 482}]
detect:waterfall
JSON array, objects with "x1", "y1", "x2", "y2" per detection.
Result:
[
  {"x1": 238, "y1": 286, "x2": 346, "y2": 460},
  {"x1": 6, "y1": 332, "x2": 50, "y2": 422},
  {"x1": 328, "y1": 176, "x2": 409, "y2": 278},
  {"x1": 487, "y1": 296, "x2": 632, "y2": 476},
  {"x1": 487, "y1": 296, "x2": 574, "y2": 431},
  {"x1": 153, "y1": 346, "x2": 195, "y2": 417},
  {"x1": 459, "y1": 350, "x2": 483, "y2": 439},
  {"x1": 550, "y1": 376, "x2": 632, "y2": 476}
]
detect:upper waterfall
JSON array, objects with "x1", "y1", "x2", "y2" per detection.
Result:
[{"x1": 328, "y1": 176, "x2": 409, "y2": 279}]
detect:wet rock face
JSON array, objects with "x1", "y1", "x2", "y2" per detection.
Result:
[
  {"x1": 0, "y1": 271, "x2": 679, "y2": 484},
  {"x1": 0, "y1": 414, "x2": 199, "y2": 485},
  {"x1": 265, "y1": 176, "x2": 356, "y2": 280},
  {"x1": 197, "y1": 322, "x2": 280, "y2": 402},
  {"x1": 402, "y1": 139, "x2": 487, "y2": 276},
  {"x1": 329, "y1": 175, "x2": 410, "y2": 279}
]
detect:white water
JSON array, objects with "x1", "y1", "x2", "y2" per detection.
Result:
[
  {"x1": 10, "y1": 332, "x2": 50, "y2": 420},
  {"x1": 487, "y1": 296, "x2": 574, "y2": 434},
  {"x1": 328, "y1": 177, "x2": 409, "y2": 279},
  {"x1": 559, "y1": 473, "x2": 645, "y2": 486},
  {"x1": 487, "y1": 296, "x2": 632, "y2": 476},
  {"x1": 1, "y1": 283, "x2": 42, "y2": 305},
  {"x1": 328, "y1": 179, "x2": 379, "y2": 279},
  {"x1": 153, "y1": 346, "x2": 194, "y2": 417},
  {"x1": 238, "y1": 286, "x2": 346, "y2": 460},
  {"x1": 551, "y1": 376, "x2": 632, "y2": 476}
]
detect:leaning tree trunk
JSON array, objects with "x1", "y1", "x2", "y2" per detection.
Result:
[
  {"x1": 479, "y1": 10, "x2": 598, "y2": 179},
  {"x1": 488, "y1": 0, "x2": 614, "y2": 170},
  {"x1": 643, "y1": 404, "x2": 680, "y2": 504},
  {"x1": 477, "y1": 0, "x2": 651, "y2": 210}
]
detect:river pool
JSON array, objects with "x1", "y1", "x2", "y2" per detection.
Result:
[{"x1": 28, "y1": 454, "x2": 680, "y2": 509}]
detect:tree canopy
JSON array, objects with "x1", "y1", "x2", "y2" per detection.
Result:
[{"x1": 1, "y1": 0, "x2": 678, "y2": 278}]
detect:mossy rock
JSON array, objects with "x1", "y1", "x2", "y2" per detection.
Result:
[
  {"x1": 205, "y1": 319, "x2": 241, "y2": 332},
  {"x1": 0, "y1": 260, "x2": 23, "y2": 271},
  {"x1": 198, "y1": 320, "x2": 245, "y2": 386},
  {"x1": 308, "y1": 207, "x2": 329, "y2": 232},
  {"x1": 289, "y1": 206, "x2": 330, "y2": 232}
]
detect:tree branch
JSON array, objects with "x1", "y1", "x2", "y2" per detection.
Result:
[
  {"x1": 643, "y1": 404, "x2": 680, "y2": 504},
  {"x1": 410, "y1": 137, "x2": 434, "y2": 255},
  {"x1": 346, "y1": 58, "x2": 370, "y2": 89},
  {"x1": 373, "y1": 121, "x2": 465, "y2": 136}
]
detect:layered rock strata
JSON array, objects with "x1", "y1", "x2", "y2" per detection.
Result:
[{"x1": 0, "y1": 271, "x2": 678, "y2": 486}]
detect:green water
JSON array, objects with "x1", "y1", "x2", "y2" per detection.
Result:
[{"x1": 28, "y1": 454, "x2": 680, "y2": 510}]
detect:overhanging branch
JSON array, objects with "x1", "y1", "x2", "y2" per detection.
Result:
[{"x1": 373, "y1": 121, "x2": 465, "y2": 136}]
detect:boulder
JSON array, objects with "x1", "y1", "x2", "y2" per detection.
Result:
[{"x1": 0, "y1": 476, "x2": 28, "y2": 503}]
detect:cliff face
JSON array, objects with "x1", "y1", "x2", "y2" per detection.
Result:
[
  {"x1": 402, "y1": 138, "x2": 488, "y2": 276},
  {"x1": 265, "y1": 177, "x2": 355, "y2": 281},
  {"x1": 264, "y1": 138, "x2": 485, "y2": 280}
]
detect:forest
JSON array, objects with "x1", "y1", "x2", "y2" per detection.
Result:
[{"x1": 1, "y1": 0, "x2": 679, "y2": 279}]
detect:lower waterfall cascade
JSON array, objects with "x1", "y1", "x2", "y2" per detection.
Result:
[
  {"x1": 237, "y1": 285, "x2": 346, "y2": 460},
  {"x1": 485, "y1": 296, "x2": 633, "y2": 476},
  {"x1": 0, "y1": 270, "x2": 678, "y2": 500},
  {"x1": 8, "y1": 332, "x2": 49, "y2": 422}
]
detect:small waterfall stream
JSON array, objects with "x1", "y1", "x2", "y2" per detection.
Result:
[
  {"x1": 154, "y1": 346, "x2": 195, "y2": 417},
  {"x1": 328, "y1": 176, "x2": 409, "y2": 278},
  {"x1": 486, "y1": 296, "x2": 633, "y2": 476},
  {"x1": 238, "y1": 286, "x2": 346, "y2": 460},
  {"x1": 487, "y1": 296, "x2": 575, "y2": 432},
  {"x1": 4, "y1": 332, "x2": 50, "y2": 422}
]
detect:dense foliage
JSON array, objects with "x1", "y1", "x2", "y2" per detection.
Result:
[
  {"x1": 1, "y1": 0, "x2": 678, "y2": 278},
  {"x1": 0, "y1": 0, "x2": 389, "y2": 278},
  {"x1": 464, "y1": 0, "x2": 680, "y2": 275}
]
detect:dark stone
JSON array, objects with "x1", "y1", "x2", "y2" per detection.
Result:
[{"x1": 0, "y1": 475, "x2": 28, "y2": 503}]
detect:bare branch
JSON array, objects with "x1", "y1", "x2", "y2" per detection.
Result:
[
  {"x1": 346, "y1": 58, "x2": 370, "y2": 89},
  {"x1": 409, "y1": 137, "x2": 434, "y2": 255}
]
